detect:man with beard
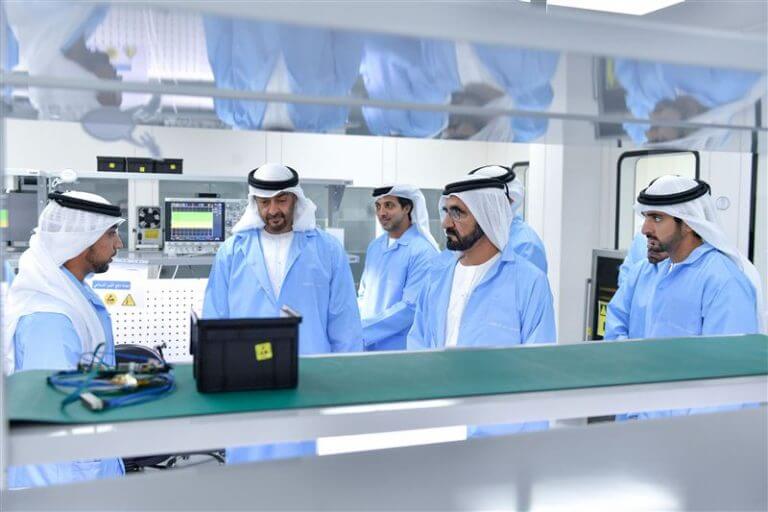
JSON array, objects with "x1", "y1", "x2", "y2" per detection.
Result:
[
  {"x1": 204, "y1": 163, "x2": 362, "y2": 462},
  {"x1": 3, "y1": 191, "x2": 125, "y2": 487},
  {"x1": 358, "y1": 185, "x2": 439, "y2": 351},
  {"x1": 468, "y1": 165, "x2": 548, "y2": 274},
  {"x1": 617, "y1": 232, "x2": 669, "y2": 290},
  {"x1": 407, "y1": 174, "x2": 555, "y2": 349},
  {"x1": 605, "y1": 175, "x2": 762, "y2": 340}
]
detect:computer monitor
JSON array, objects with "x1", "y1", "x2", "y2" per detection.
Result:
[
  {"x1": 164, "y1": 199, "x2": 225, "y2": 243},
  {"x1": 5, "y1": 192, "x2": 38, "y2": 246}
]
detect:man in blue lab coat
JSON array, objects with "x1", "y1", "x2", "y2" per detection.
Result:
[
  {"x1": 358, "y1": 184, "x2": 439, "y2": 351},
  {"x1": 605, "y1": 175, "x2": 762, "y2": 419},
  {"x1": 204, "y1": 163, "x2": 362, "y2": 462},
  {"x1": 5, "y1": 191, "x2": 126, "y2": 487}
]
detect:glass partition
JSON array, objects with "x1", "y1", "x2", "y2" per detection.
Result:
[
  {"x1": 510, "y1": 161, "x2": 529, "y2": 221},
  {"x1": 1, "y1": 2, "x2": 764, "y2": 152},
  {"x1": 615, "y1": 150, "x2": 699, "y2": 250}
]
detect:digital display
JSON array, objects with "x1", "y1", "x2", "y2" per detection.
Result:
[{"x1": 165, "y1": 201, "x2": 225, "y2": 242}]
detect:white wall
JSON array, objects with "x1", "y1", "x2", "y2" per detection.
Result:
[
  {"x1": 699, "y1": 151, "x2": 754, "y2": 256},
  {"x1": 4, "y1": 119, "x2": 529, "y2": 190},
  {"x1": 529, "y1": 53, "x2": 610, "y2": 343}
]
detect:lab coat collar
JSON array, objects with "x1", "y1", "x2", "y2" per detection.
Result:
[
  {"x1": 385, "y1": 224, "x2": 420, "y2": 251},
  {"x1": 473, "y1": 251, "x2": 506, "y2": 290},
  {"x1": 240, "y1": 228, "x2": 316, "y2": 304},
  {"x1": 246, "y1": 231, "x2": 277, "y2": 304},
  {"x1": 658, "y1": 242, "x2": 715, "y2": 273},
  {"x1": 435, "y1": 249, "x2": 507, "y2": 345},
  {"x1": 281, "y1": 230, "x2": 313, "y2": 294}
]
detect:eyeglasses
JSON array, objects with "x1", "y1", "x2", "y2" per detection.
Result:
[{"x1": 441, "y1": 206, "x2": 469, "y2": 222}]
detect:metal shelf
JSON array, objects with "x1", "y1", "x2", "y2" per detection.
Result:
[
  {"x1": 4, "y1": 168, "x2": 352, "y2": 186},
  {"x1": 8, "y1": 373, "x2": 767, "y2": 466}
]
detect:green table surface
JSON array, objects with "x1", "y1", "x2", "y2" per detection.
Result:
[{"x1": 7, "y1": 335, "x2": 768, "y2": 425}]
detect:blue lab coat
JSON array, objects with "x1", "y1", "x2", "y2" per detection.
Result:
[
  {"x1": 203, "y1": 228, "x2": 362, "y2": 354},
  {"x1": 407, "y1": 247, "x2": 556, "y2": 349},
  {"x1": 614, "y1": 60, "x2": 761, "y2": 144},
  {"x1": 204, "y1": 18, "x2": 362, "y2": 132},
  {"x1": 605, "y1": 243, "x2": 758, "y2": 341},
  {"x1": 617, "y1": 233, "x2": 650, "y2": 289},
  {"x1": 407, "y1": 247, "x2": 555, "y2": 435},
  {"x1": 203, "y1": 228, "x2": 362, "y2": 463},
  {"x1": 7, "y1": 267, "x2": 124, "y2": 489},
  {"x1": 605, "y1": 243, "x2": 760, "y2": 420},
  {"x1": 429, "y1": 215, "x2": 548, "y2": 278},
  {"x1": 360, "y1": 35, "x2": 461, "y2": 137},
  {"x1": 509, "y1": 215, "x2": 548, "y2": 274},
  {"x1": 359, "y1": 225, "x2": 438, "y2": 351},
  {"x1": 472, "y1": 45, "x2": 560, "y2": 142}
]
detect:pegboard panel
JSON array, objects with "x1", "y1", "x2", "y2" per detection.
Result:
[{"x1": 112, "y1": 279, "x2": 207, "y2": 363}]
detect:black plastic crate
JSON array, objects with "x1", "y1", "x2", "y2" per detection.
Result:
[
  {"x1": 97, "y1": 156, "x2": 126, "y2": 172},
  {"x1": 155, "y1": 159, "x2": 183, "y2": 174},
  {"x1": 126, "y1": 158, "x2": 155, "y2": 174},
  {"x1": 190, "y1": 311, "x2": 301, "y2": 393}
]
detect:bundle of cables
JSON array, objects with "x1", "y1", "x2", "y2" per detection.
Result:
[{"x1": 47, "y1": 343, "x2": 175, "y2": 412}]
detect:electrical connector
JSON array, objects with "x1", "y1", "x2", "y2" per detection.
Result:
[
  {"x1": 111, "y1": 373, "x2": 139, "y2": 389},
  {"x1": 80, "y1": 392, "x2": 105, "y2": 411}
]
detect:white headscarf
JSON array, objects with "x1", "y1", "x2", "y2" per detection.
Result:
[
  {"x1": 468, "y1": 164, "x2": 525, "y2": 215},
  {"x1": 4, "y1": 191, "x2": 125, "y2": 374},
  {"x1": 373, "y1": 184, "x2": 439, "y2": 250},
  {"x1": 232, "y1": 163, "x2": 318, "y2": 233},
  {"x1": 634, "y1": 175, "x2": 765, "y2": 332},
  {"x1": 439, "y1": 175, "x2": 513, "y2": 252}
]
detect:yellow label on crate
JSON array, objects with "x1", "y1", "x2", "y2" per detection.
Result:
[
  {"x1": 597, "y1": 300, "x2": 609, "y2": 338},
  {"x1": 139, "y1": 166, "x2": 146, "y2": 172},
  {"x1": 255, "y1": 342, "x2": 273, "y2": 361},
  {"x1": 143, "y1": 229, "x2": 160, "y2": 240},
  {"x1": 122, "y1": 294, "x2": 136, "y2": 307},
  {"x1": 169, "y1": 164, "x2": 176, "y2": 170},
  {"x1": 104, "y1": 292, "x2": 118, "y2": 306},
  {"x1": 108, "y1": 162, "x2": 116, "y2": 169}
]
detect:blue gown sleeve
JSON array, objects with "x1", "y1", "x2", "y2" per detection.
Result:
[
  {"x1": 280, "y1": 26, "x2": 363, "y2": 132},
  {"x1": 605, "y1": 265, "x2": 639, "y2": 340},
  {"x1": 618, "y1": 234, "x2": 647, "y2": 289},
  {"x1": 361, "y1": 36, "x2": 460, "y2": 137},
  {"x1": 357, "y1": 252, "x2": 369, "y2": 306},
  {"x1": 362, "y1": 249, "x2": 436, "y2": 347},
  {"x1": 203, "y1": 17, "x2": 279, "y2": 129},
  {"x1": 472, "y1": 46, "x2": 559, "y2": 142},
  {"x1": 512, "y1": 239, "x2": 548, "y2": 275},
  {"x1": 326, "y1": 240, "x2": 363, "y2": 352},
  {"x1": 701, "y1": 278, "x2": 759, "y2": 336},
  {"x1": 406, "y1": 280, "x2": 432, "y2": 350},
  {"x1": 14, "y1": 313, "x2": 82, "y2": 371},
  {"x1": 203, "y1": 245, "x2": 231, "y2": 319},
  {"x1": 518, "y1": 271, "x2": 556, "y2": 344}
]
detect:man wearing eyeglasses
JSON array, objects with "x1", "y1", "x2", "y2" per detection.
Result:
[{"x1": 407, "y1": 174, "x2": 556, "y2": 350}]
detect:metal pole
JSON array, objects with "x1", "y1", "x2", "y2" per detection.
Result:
[
  {"x1": 0, "y1": 7, "x2": 8, "y2": 493},
  {"x1": 0, "y1": 73, "x2": 764, "y2": 135}
]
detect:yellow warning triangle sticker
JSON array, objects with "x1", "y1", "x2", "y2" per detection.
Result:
[{"x1": 122, "y1": 294, "x2": 136, "y2": 307}]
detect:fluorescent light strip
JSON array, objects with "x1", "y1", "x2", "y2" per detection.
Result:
[
  {"x1": 317, "y1": 426, "x2": 468, "y2": 456},
  {"x1": 320, "y1": 399, "x2": 459, "y2": 415},
  {"x1": 547, "y1": 0, "x2": 684, "y2": 16}
]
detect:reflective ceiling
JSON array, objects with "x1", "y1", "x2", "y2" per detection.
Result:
[{"x1": 1, "y1": 1, "x2": 765, "y2": 152}]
